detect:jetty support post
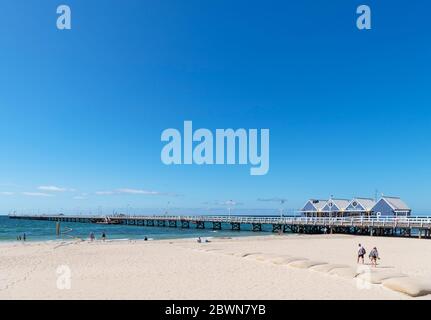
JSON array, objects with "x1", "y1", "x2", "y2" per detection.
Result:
[
  {"x1": 272, "y1": 224, "x2": 281, "y2": 233},
  {"x1": 231, "y1": 222, "x2": 240, "y2": 231},
  {"x1": 252, "y1": 223, "x2": 262, "y2": 232},
  {"x1": 212, "y1": 222, "x2": 221, "y2": 230},
  {"x1": 181, "y1": 220, "x2": 190, "y2": 228}
]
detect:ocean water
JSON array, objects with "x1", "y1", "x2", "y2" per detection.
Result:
[{"x1": 0, "y1": 215, "x2": 275, "y2": 242}]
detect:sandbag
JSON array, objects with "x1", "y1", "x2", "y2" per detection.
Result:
[
  {"x1": 329, "y1": 267, "x2": 360, "y2": 279},
  {"x1": 219, "y1": 249, "x2": 238, "y2": 256},
  {"x1": 251, "y1": 253, "x2": 280, "y2": 261},
  {"x1": 234, "y1": 252, "x2": 262, "y2": 258},
  {"x1": 310, "y1": 264, "x2": 349, "y2": 273},
  {"x1": 382, "y1": 277, "x2": 431, "y2": 297},
  {"x1": 288, "y1": 260, "x2": 327, "y2": 269},
  {"x1": 357, "y1": 271, "x2": 407, "y2": 284},
  {"x1": 270, "y1": 256, "x2": 308, "y2": 265},
  {"x1": 242, "y1": 252, "x2": 265, "y2": 259}
]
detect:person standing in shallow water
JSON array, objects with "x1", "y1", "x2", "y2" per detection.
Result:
[{"x1": 101, "y1": 232, "x2": 106, "y2": 241}]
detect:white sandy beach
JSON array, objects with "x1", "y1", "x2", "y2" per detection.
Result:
[{"x1": 0, "y1": 234, "x2": 431, "y2": 300}]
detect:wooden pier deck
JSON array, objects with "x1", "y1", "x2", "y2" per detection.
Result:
[{"x1": 8, "y1": 214, "x2": 431, "y2": 238}]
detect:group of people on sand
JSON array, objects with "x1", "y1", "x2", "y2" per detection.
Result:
[
  {"x1": 197, "y1": 237, "x2": 210, "y2": 243},
  {"x1": 89, "y1": 232, "x2": 106, "y2": 241},
  {"x1": 357, "y1": 243, "x2": 380, "y2": 267},
  {"x1": 88, "y1": 232, "x2": 151, "y2": 242},
  {"x1": 16, "y1": 233, "x2": 26, "y2": 241}
]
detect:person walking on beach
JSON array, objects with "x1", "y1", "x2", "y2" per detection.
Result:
[
  {"x1": 357, "y1": 243, "x2": 366, "y2": 264},
  {"x1": 23, "y1": 233, "x2": 26, "y2": 241},
  {"x1": 89, "y1": 232, "x2": 95, "y2": 241},
  {"x1": 369, "y1": 247, "x2": 380, "y2": 267},
  {"x1": 101, "y1": 232, "x2": 106, "y2": 241}
]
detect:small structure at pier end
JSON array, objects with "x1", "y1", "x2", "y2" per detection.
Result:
[
  {"x1": 301, "y1": 199, "x2": 327, "y2": 217},
  {"x1": 320, "y1": 199, "x2": 350, "y2": 217},
  {"x1": 371, "y1": 196, "x2": 411, "y2": 217},
  {"x1": 301, "y1": 196, "x2": 411, "y2": 218},
  {"x1": 345, "y1": 198, "x2": 376, "y2": 216}
]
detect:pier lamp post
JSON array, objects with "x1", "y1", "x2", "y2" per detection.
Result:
[
  {"x1": 227, "y1": 200, "x2": 234, "y2": 220},
  {"x1": 279, "y1": 199, "x2": 286, "y2": 219},
  {"x1": 165, "y1": 201, "x2": 170, "y2": 216},
  {"x1": 329, "y1": 195, "x2": 334, "y2": 218}
]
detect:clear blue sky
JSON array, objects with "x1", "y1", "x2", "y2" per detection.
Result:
[{"x1": 0, "y1": 0, "x2": 430, "y2": 214}]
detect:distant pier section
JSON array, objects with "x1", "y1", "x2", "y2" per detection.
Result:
[{"x1": 8, "y1": 214, "x2": 431, "y2": 239}]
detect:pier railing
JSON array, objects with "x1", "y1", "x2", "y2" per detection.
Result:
[
  {"x1": 8, "y1": 213, "x2": 431, "y2": 228},
  {"x1": 7, "y1": 213, "x2": 431, "y2": 238}
]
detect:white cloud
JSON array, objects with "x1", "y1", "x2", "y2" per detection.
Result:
[
  {"x1": 205, "y1": 200, "x2": 243, "y2": 207},
  {"x1": 22, "y1": 192, "x2": 54, "y2": 197},
  {"x1": 257, "y1": 197, "x2": 287, "y2": 203},
  {"x1": 0, "y1": 191, "x2": 14, "y2": 196},
  {"x1": 95, "y1": 191, "x2": 115, "y2": 195},
  {"x1": 96, "y1": 188, "x2": 163, "y2": 196},
  {"x1": 38, "y1": 185, "x2": 71, "y2": 192},
  {"x1": 116, "y1": 188, "x2": 160, "y2": 195},
  {"x1": 223, "y1": 200, "x2": 242, "y2": 206}
]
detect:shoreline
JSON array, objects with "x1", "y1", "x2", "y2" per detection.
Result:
[{"x1": 0, "y1": 233, "x2": 256, "y2": 246}]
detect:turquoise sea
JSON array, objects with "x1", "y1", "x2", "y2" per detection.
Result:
[{"x1": 0, "y1": 215, "x2": 276, "y2": 242}]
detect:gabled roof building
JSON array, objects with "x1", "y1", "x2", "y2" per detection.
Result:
[
  {"x1": 371, "y1": 196, "x2": 411, "y2": 216},
  {"x1": 345, "y1": 198, "x2": 376, "y2": 215},
  {"x1": 300, "y1": 195, "x2": 411, "y2": 217},
  {"x1": 301, "y1": 199, "x2": 327, "y2": 216},
  {"x1": 321, "y1": 199, "x2": 350, "y2": 215}
]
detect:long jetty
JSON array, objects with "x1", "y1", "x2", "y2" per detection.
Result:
[{"x1": 8, "y1": 214, "x2": 431, "y2": 238}]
